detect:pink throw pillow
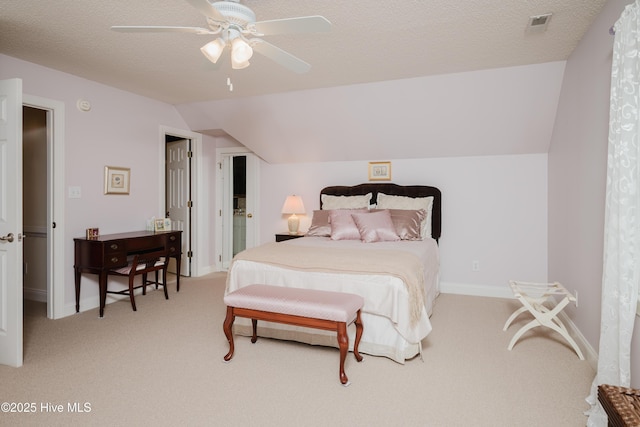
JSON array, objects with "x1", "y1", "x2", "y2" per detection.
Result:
[
  {"x1": 329, "y1": 209, "x2": 366, "y2": 240},
  {"x1": 351, "y1": 210, "x2": 400, "y2": 243},
  {"x1": 306, "y1": 210, "x2": 331, "y2": 237},
  {"x1": 372, "y1": 208, "x2": 427, "y2": 240}
]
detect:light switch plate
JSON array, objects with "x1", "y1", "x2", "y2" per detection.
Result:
[{"x1": 68, "y1": 186, "x2": 81, "y2": 198}]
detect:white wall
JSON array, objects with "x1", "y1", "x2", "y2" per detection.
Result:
[
  {"x1": 548, "y1": 0, "x2": 640, "y2": 385},
  {"x1": 177, "y1": 62, "x2": 565, "y2": 164},
  {"x1": 0, "y1": 54, "x2": 193, "y2": 315},
  {"x1": 259, "y1": 154, "x2": 548, "y2": 293}
]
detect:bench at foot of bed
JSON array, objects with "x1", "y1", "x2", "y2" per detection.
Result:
[{"x1": 223, "y1": 284, "x2": 364, "y2": 386}]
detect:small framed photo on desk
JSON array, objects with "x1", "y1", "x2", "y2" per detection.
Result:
[
  {"x1": 154, "y1": 218, "x2": 165, "y2": 232},
  {"x1": 86, "y1": 228, "x2": 99, "y2": 239}
]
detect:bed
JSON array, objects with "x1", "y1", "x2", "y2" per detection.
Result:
[{"x1": 225, "y1": 183, "x2": 441, "y2": 363}]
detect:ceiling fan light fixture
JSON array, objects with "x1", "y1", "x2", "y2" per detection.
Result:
[
  {"x1": 231, "y1": 57, "x2": 250, "y2": 70},
  {"x1": 200, "y1": 38, "x2": 226, "y2": 63},
  {"x1": 231, "y1": 37, "x2": 253, "y2": 64}
]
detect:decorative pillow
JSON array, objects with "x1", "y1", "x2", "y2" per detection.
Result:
[
  {"x1": 329, "y1": 209, "x2": 367, "y2": 241},
  {"x1": 351, "y1": 210, "x2": 400, "y2": 243},
  {"x1": 321, "y1": 193, "x2": 372, "y2": 210},
  {"x1": 376, "y1": 193, "x2": 434, "y2": 238},
  {"x1": 305, "y1": 210, "x2": 331, "y2": 237},
  {"x1": 373, "y1": 209, "x2": 427, "y2": 240}
]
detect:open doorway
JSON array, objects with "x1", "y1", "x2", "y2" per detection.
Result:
[
  {"x1": 21, "y1": 95, "x2": 65, "y2": 325},
  {"x1": 232, "y1": 155, "x2": 246, "y2": 257},
  {"x1": 22, "y1": 106, "x2": 47, "y2": 318},
  {"x1": 216, "y1": 149, "x2": 260, "y2": 270}
]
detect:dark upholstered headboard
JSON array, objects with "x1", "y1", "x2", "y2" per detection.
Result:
[{"x1": 320, "y1": 183, "x2": 442, "y2": 241}]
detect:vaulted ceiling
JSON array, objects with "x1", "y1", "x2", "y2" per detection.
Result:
[{"x1": 1, "y1": 0, "x2": 609, "y2": 162}]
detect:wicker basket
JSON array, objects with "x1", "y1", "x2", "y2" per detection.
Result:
[{"x1": 598, "y1": 384, "x2": 640, "y2": 427}]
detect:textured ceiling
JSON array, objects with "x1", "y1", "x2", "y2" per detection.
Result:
[{"x1": 0, "y1": 0, "x2": 608, "y2": 105}]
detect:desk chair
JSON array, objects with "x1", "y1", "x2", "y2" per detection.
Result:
[{"x1": 108, "y1": 249, "x2": 169, "y2": 312}]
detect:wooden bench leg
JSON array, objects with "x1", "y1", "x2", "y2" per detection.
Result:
[
  {"x1": 223, "y1": 306, "x2": 235, "y2": 361},
  {"x1": 337, "y1": 309, "x2": 365, "y2": 385},
  {"x1": 251, "y1": 319, "x2": 258, "y2": 343},
  {"x1": 353, "y1": 310, "x2": 363, "y2": 362},
  {"x1": 337, "y1": 322, "x2": 349, "y2": 385}
]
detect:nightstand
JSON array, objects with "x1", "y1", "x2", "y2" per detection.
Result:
[{"x1": 275, "y1": 233, "x2": 305, "y2": 242}]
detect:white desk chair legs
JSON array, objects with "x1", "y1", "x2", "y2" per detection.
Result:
[{"x1": 503, "y1": 281, "x2": 584, "y2": 360}]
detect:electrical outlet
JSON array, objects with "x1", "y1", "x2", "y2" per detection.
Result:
[{"x1": 472, "y1": 260, "x2": 480, "y2": 272}]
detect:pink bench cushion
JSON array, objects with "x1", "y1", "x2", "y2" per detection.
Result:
[{"x1": 224, "y1": 284, "x2": 364, "y2": 323}]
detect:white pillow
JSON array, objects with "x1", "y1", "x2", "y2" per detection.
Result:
[
  {"x1": 376, "y1": 193, "x2": 434, "y2": 238},
  {"x1": 321, "y1": 193, "x2": 372, "y2": 210}
]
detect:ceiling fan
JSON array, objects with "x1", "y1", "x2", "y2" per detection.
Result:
[{"x1": 111, "y1": 0, "x2": 331, "y2": 73}]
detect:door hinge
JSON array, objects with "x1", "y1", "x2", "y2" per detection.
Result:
[
  {"x1": 218, "y1": 162, "x2": 222, "y2": 170},
  {"x1": 187, "y1": 151, "x2": 193, "y2": 158},
  {"x1": 187, "y1": 250, "x2": 193, "y2": 258},
  {"x1": 187, "y1": 200, "x2": 193, "y2": 208},
  {"x1": 219, "y1": 255, "x2": 222, "y2": 262},
  {"x1": 219, "y1": 209, "x2": 222, "y2": 216}
]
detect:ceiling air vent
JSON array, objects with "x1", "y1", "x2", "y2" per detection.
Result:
[{"x1": 527, "y1": 13, "x2": 552, "y2": 33}]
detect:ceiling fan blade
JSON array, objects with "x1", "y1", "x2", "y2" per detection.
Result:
[
  {"x1": 250, "y1": 39, "x2": 311, "y2": 73},
  {"x1": 111, "y1": 26, "x2": 216, "y2": 35},
  {"x1": 184, "y1": 0, "x2": 227, "y2": 23},
  {"x1": 252, "y1": 16, "x2": 331, "y2": 36}
]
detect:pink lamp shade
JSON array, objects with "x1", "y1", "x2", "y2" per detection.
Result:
[{"x1": 282, "y1": 195, "x2": 305, "y2": 235}]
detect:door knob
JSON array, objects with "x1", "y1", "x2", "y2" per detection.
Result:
[
  {"x1": 0, "y1": 233, "x2": 14, "y2": 243},
  {"x1": 247, "y1": 213, "x2": 253, "y2": 218}
]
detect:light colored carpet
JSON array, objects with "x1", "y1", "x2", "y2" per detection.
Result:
[{"x1": 1, "y1": 272, "x2": 594, "y2": 426}]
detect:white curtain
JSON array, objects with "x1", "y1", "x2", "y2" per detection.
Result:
[{"x1": 586, "y1": 1, "x2": 640, "y2": 425}]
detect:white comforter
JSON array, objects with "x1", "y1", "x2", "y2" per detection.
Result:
[{"x1": 226, "y1": 236, "x2": 440, "y2": 363}]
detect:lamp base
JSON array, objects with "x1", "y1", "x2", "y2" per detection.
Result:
[{"x1": 287, "y1": 214, "x2": 300, "y2": 235}]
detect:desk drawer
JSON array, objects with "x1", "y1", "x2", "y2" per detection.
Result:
[
  {"x1": 104, "y1": 253, "x2": 127, "y2": 268},
  {"x1": 167, "y1": 233, "x2": 181, "y2": 256},
  {"x1": 105, "y1": 240, "x2": 125, "y2": 253},
  {"x1": 104, "y1": 240, "x2": 126, "y2": 267}
]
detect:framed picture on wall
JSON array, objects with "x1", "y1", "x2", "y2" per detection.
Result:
[
  {"x1": 104, "y1": 166, "x2": 130, "y2": 195},
  {"x1": 368, "y1": 161, "x2": 392, "y2": 181}
]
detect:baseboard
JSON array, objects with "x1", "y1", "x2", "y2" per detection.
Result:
[
  {"x1": 440, "y1": 281, "x2": 513, "y2": 299},
  {"x1": 439, "y1": 281, "x2": 598, "y2": 370},
  {"x1": 24, "y1": 287, "x2": 47, "y2": 303},
  {"x1": 195, "y1": 265, "x2": 217, "y2": 277}
]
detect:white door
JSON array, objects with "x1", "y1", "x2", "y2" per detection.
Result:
[
  {"x1": 166, "y1": 139, "x2": 190, "y2": 276},
  {"x1": 244, "y1": 153, "x2": 259, "y2": 250},
  {"x1": 219, "y1": 152, "x2": 259, "y2": 269},
  {"x1": 0, "y1": 78, "x2": 24, "y2": 367}
]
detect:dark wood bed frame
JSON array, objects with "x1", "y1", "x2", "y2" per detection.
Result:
[{"x1": 320, "y1": 183, "x2": 442, "y2": 242}]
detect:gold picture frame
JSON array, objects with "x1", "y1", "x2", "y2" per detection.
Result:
[
  {"x1": 368, "y1": 161, "x2": 392, "y2": 181},
  {"x1": 104, "y1": 166, "x2": 130, "y2": 195}
]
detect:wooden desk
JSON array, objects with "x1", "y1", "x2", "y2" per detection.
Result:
[{"x1": 74, "y1": 230, "x2": 182, "y2": 317}]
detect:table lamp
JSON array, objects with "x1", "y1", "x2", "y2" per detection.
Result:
[{"x1": 281, "y1": 195, "x2": 305, "y2": 235}]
